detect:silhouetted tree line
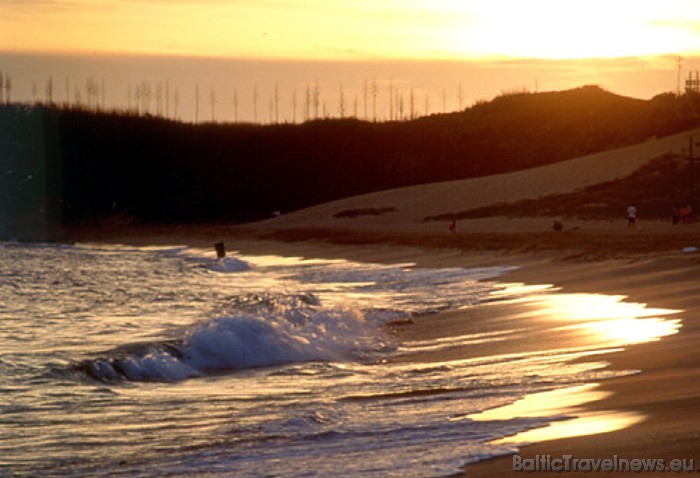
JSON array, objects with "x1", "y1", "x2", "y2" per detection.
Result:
[{"x1": 50, "y1": 85, "x2": 700, "y2": 224}]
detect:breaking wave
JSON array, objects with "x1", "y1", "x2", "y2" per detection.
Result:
[{"x1": 75, "y1": 293, "x2": 395, "y2": 382}]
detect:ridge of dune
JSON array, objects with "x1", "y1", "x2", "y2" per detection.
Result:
[{"x1": 260, "y1": 126, "x2": 700, "y2": 233}]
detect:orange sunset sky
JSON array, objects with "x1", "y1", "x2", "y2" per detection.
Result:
[
  {"x1": 3, "y1": 0, "x2": 700, "y2": 60},
  {"x1": 2, "y1": 0, "x2": 700, "y2": 122}
]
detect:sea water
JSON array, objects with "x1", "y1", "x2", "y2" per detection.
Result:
[{"x1": 0, "y1": 242, "x2": 681, "y2": 477}]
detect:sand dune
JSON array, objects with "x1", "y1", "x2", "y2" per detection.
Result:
[{"x1": 261, "y1": 126, "x2": 700, "y2": 234}]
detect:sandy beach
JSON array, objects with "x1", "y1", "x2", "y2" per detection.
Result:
[{"x1": 63, "y1": 129, "x2": 700, "y2": 476}]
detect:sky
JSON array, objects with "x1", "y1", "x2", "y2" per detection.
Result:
[
  {"x1": 0, "y1": 0, "x2": 700, "y2": 60},
  {"x1": 1, "y1": 0, "x2": 700, "y2": 122},
  {"x1": 2, "y1": 0, "x2": 700, "y2": 60}
]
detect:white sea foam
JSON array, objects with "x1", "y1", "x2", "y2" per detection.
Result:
[
  {"x1": 94, "y1": 348, "x2": 199, "y2": 382},
  {"x1": 208, "y1": 256, "x2": 253, "y2": 272},
  {"x1": 183, "y1": 306, "x2": 381, "y2": 372},
  {"x1": 81, "y1": 291, "x2": 393, "y2": 382}
]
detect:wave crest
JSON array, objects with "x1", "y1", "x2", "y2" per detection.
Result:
[{"x1": 75, "y1": 293, "x2": 393, "y2": 382}]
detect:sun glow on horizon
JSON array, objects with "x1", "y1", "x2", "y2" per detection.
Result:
[
  {"x1": 1, "y1": 0, "x2": 699, "y2": 61},
  {"x1": 449, "y1": 0, "x2": 700, "y2": 60}
]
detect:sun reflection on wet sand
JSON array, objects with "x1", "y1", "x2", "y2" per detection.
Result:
[
  {"x1": 470, "y1": 384, "x2": 644, "y2": 444},
  {"x1": 463, "y1": 285, "x2": 682, "y2": 444},
  {"x1": 560, "y1": 316, "x2": 681, "y2": 346},
  {"x1": 493, "y1": 284, "x2": 682, "y2": 348}
]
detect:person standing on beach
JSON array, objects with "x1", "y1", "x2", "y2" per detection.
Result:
[
  {"x1": 627, "y1": 205, "x2": 637, "y2": 228},
  {"x1": 672, "y1": 205, "x2": 680, "y2": 225}
]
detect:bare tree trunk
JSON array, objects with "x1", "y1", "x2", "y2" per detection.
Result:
[
  {"x1": 166, "y1": 81, "x2": 170, "y2": 118},
  {"x1": 274, "y1": 82, "x2": 279, "y2": 123},
  {"x1": 389, "y1": 78, "x2": 394, "y2": 121},
  {"x1": 410, "y1": 87, "x2": 415, "y2": 120},
  {"x1": 233, "y1": 88, "x2": 238, "y2": 122},
  {"x1": 174, "y1": 87, "x2": 180, "y2": 119},
  {"x1": 195, "y1": 83, "x2": 200, "y2": 123},
  {"x1": 363, "y1": 79, "x2": 368, "y2": 120},
  {"x1": 313, "y1": 79, "x2": 320, "y2": 120},
  {"x1": 210, "y1": 88, "x2": 216, "y2": 122},
  {"x1": 46, "y1": 76, "x2": 54, "y2": 105},
  {"x1": 339, "y1": 82, "x2": 346, "y2": 118},
  {"x1": 253, "y1": 85, "x2": 258, "y2": 123},
  {"x1": 65, "y1": 77, "x2": 70, "y2": 108},
  {"x1": 372, "y1": 78, "x2": 377, "y2": 122}
]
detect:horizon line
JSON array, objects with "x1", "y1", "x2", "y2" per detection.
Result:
[{"x1": 2, "y1": 48, "x2": 699, "y2": 66}]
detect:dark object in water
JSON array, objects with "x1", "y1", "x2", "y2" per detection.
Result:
[
  {"x1": 553, "y1": 218, "x2": 563, "y2": 231},
  {"x1": 215, "y1": 242, "x2": 226, "y2": 258}
]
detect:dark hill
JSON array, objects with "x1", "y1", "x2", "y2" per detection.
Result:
[{"x1": 25, "y1": 86, "x2": 700, "y2": 224}]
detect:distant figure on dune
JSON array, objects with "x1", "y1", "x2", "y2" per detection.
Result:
[
  {"x1": 627, "y1": 205, "x2": 637, "y2": 228},
  {"x1": 672, "y1": 205, "x2": 680, "y2": 225},
  {"x1": 679, "y1": 205, "x2": 694, "y2": 224}
]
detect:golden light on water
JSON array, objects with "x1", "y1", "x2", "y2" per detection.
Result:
[
  {"x1": 497, "y1": 287, "x2": 683, "y2": 347},
  {"x1": 471, "y1": 383, "x2": 608, "y2": 420},
  {"x1": 470, "y1": 384, "x2": 645, "y2": 444},
  {"x1": 464, "y1": 287, "x2": 682, "y2": 444},
  {"x1": 507, "y1": 410, "x2": 645, "y2": 443},
  {"x1": 562, "y1": 317, "x2": 681, "y2": 346},
  {"x1": 519, "y1": 292, "x2": 680, "y2": 321},
  {"x1": 532, "y1": 292, "x2": 682, "y2": 346}
]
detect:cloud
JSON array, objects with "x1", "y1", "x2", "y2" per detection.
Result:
[{"x1": 651, "y1": 18, "x2": 700, "y2": 33}]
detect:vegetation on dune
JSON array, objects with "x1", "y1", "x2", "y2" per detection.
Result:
[
  {"x1": 332, "y1": 207, "x2": 397, "y2": 219},
  {"x1": 424, "y1": 154, "x2": 700, "y2": 222},
  {"x1": 29, "y1": 86, "x2": 700, "y2": 223}
]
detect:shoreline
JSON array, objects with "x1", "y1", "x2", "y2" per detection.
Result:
[
  {"x1": 464, "y1": 256, "x2": 700, "y2": 476},
  {"x1": 60, "y1": 222, "x2": 700, "y2": 476}
]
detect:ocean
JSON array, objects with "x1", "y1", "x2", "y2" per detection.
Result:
[{"x1": 0, "y1": 242, "x2": 681, "y2": 477}]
